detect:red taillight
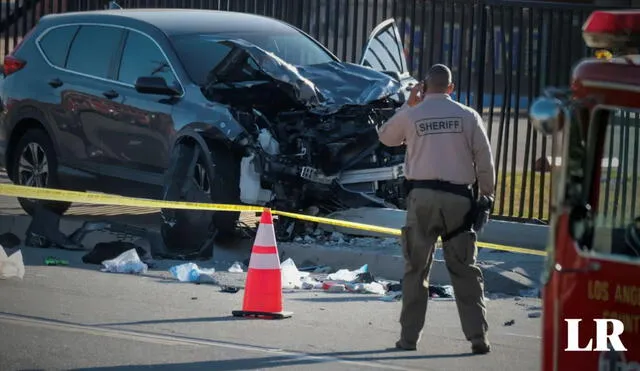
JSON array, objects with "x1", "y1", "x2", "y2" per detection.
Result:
[{"x1": 3, "y1": 55, "x2": 26, "y2": 76}]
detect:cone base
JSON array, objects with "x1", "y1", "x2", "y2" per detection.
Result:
[{"x1": 232, "y1": 310, "x2": 293, "y2": 320}]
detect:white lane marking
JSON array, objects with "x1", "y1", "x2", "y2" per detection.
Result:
[{"x1": 0, "y1": 313, "x2": 420, "y2": 371}]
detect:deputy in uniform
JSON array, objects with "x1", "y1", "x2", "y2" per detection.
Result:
[{"x1": 377, "y1": 64, "x2": 495, "y2": 354}]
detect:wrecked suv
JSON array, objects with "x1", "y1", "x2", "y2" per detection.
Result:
[{"x1": 0, "y1": 9, "x2": 416, "y2": 253}]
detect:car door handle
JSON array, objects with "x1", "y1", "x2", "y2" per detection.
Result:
[
  {"x1": 48, "y1": 78, "x2": 63, "y2": 88},
  {"x1": 103, "y1": 90, "x2": 119, "y2": 99}
]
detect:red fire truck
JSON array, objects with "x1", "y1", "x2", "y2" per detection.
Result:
[{"x1": 529, "y1": 9, "x2": 640, "y2": 371}]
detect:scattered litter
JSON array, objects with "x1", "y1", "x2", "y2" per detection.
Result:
[
  {"x1": 387, "y1": 283, "x2": 402, "y2": 292},
  {"x1": 528, "y1": 312, "x2": 542, "y2": 318},
  {"x1": 191, "y1": 297, "x2": 198, "y2": 300},
  {"x1": 221, "y1": 286, "x2": 240, "y2": 293},
  {"x1": 0, "y1": 245, "x2": 25, "y2": 280},
  {"x1": 360, "y1": 282, "x2": 386, "y2": 295},
  {"x1": 169, "y1": 262, "x2": 216, "y2": 283},
  {"x1": 44, "y1": 256, "x2": 69, "y2": 266},
  {"x1": 527, "y1": 306, "x2": 543, "y2": 311},
  {"x1": 322, "y1": 281, "x2": 347, "y2": 292},
  {"x1": 0, "y1": 233, "x2": 20, "y2": 249},
  {"x1": 83, "y1": 241, "x2": 150, "y2": 266},
  {"x1": 327, "y1": 264, "x2": 368, "y2": 281},
  {"x1": 101, "y1": 248, "x2": 148, "y2": 274},
  {"x1": 504, "y1": 319, "x2": 515, "y2": 326},
  {"x1": 429, "y1": 285, "x2": 454, "y2": 298},
  {"x1": 281, "y1": 258, "x2": 312, "y2": 289},
  {"x1": 228, "y1": 261, "x2": 244, "y2": 273}
]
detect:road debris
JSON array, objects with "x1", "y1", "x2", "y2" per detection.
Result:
[
  {"x1": 228, "y1": 262, "x2": 244, "y2": 273},
  {"x1": 528, "y1": 312, "x2": 542, "y2": 318},
  {"x1": 0, "y1": 245, "x2": 25, "y2": 280},
  {"x1": 101, "y1": 248, "x2": 148, "y2": 274},
  {"x1": 0, "y1": 233, "x2": 20, "y2": 249},
  {"x1": 82, "y1": 241, "x2": 150, "y2": 266},
  {"x1": 44, "y1": 256, "x2": 69, "y2": 266},
  {"x1": 169, "y1": 262, "x2": 217, "y2": 283},
  {"x1": 504, "y1": 319, "x2": 515, "y2": 326}
]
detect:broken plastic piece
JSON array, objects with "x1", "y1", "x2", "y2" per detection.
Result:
[
  {"x1": 228, "y1": 261, "x2": 244, "y2": 273},
  {"x1": 0, "y1": 246, "x2": 25, "y2": 280},
  {"x1": 101, "y1": 249, "x2": 148, "y2": 274},
  {"x1": 44, "y1": 256, "x2": 68, "y2": 266},
  {"x1": 326, "y1": 264, "x2": 368, "y2": 282},
  {"x1": 169, "y1": 262, "x2": 216, "y2": 283},
  {"x1": 281, "y1": 258, "x2": 310, "y2": 289}
]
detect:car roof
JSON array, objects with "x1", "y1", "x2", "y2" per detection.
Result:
[{"x1": 40, "y1": 9, "x2": 298, "y2": 36}]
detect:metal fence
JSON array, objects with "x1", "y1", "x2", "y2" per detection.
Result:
[{"x1": 0, "y1": 0, "x2": 628, "y2": 223}]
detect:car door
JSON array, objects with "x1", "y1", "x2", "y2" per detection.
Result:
[
  {"x1": 58, "y1": 24, "x2": 126, "y2": 176},
  {"x1": 99, "y1": 29, "x2": 178, "y2": 183},
  {"x1": 360, "y1": 19, "x2": 416, "y2": 101}
]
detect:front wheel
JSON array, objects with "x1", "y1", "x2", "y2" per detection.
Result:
[
  {"x1": 160, "y1": 142, "x2": 241, "y2": 254},
  {"x1": 10, "y1": 128, "x2": 71, "y2": 215}
]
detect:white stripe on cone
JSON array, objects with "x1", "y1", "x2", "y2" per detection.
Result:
[
  {"x1": 254, "y1": 222, "x2": 277, "y2": 247},
  {"x1": 248, "y1": 252, "x2": 281, "y2": 270}
]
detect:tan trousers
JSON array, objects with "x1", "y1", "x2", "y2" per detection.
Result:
[{"x1": 399, "y1": 188, "x2": 488, "y2": 345}]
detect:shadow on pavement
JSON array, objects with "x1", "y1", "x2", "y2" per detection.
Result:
[
  {"x1": 74, "y1": 349, "x2": 474, "y2": 371},
  {"x1": 293, "y1": 296, "x2": 381, "y2": 303}
]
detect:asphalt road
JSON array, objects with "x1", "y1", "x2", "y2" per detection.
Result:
[{"x1": 0, "y1": 246, "x2": 542, "y2": 371}]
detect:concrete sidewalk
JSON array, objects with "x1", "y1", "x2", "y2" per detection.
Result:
[{"x1": 0, "y1": 212, "x2": 544, "y2": 295}]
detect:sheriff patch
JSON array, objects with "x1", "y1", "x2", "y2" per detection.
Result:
[{"x1": 415, "y1": 117, "x2": 463, "y2": 136}]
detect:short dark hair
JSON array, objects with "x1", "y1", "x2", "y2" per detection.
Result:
[{"x1": 425, "y1": 64, "x2": 452, "y2": 89}]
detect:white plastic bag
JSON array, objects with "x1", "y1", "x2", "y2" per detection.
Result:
[
  {"x1": 281, "y1": 258, "x2": 310, "y2": 289},
  {"x1": 0, "y1": 246, "x2": 25, "y2": 280},
  {"x1": 101, "y1": 248, "x2": 148, "y2": 274},
  {"x1": 169, "y1": 262, "x2": 216, "y2": 283}
]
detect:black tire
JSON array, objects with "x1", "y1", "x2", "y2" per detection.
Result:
[
  {"x1": 160, "y1": 142, "x2": 241, "y2": 253},
  {"x1": 10, "y1": 128, "x2": 72, "y2": 215}
]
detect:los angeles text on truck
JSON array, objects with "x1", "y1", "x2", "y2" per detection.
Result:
[{"x1": 529, "y1": 9, "x2": 640, "y2": 371}]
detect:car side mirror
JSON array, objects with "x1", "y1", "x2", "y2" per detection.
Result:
[{"x1": 135, "y1": 76, "x2": 180, "y2": 96}]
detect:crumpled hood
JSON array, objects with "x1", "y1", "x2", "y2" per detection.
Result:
[{"x1": 205, "y1": 38, "x2": 403, "y2": 115}]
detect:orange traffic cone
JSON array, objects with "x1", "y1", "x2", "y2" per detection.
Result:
[{"x1": 232, "y1": 208, "x2": 293, "y2": 319}]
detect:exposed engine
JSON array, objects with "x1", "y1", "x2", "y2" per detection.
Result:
[{"x1": 231, "y1": 100, "x2": 406, "y2": 214}]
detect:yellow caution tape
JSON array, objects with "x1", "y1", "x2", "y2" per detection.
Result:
[
  {"x1": 0, "y1": 183, "x2": 547, "y2": 257},
  {"x1": 0, "y1": 184, "x2": 264, "y2": 213}
]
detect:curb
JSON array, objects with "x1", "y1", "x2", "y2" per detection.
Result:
[{"x1": 0, "y1": 214, "x2": 542, "y2": 295}]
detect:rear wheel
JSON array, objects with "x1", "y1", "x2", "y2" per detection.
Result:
[
  {"x1": 10, "y1": 128, "x2": 71, "y2": 215},
  {"x1": 160, "y1": 142, "x2": 241, "y2": 254}
]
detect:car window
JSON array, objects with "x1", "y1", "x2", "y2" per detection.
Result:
[
  {"x1": 170, "y1": 36, "x2": 234, "y2": 86},
  {"x1": 361, "y1": 21, "x2": 408, "y2": 75},
  {"x1": 171, "y1": 31, "x2": 335, "y2": 86},
  {"x1": 66, "y1": 25, "x2": 123, "y2": 79},
  {"x1": 38, "y1": 25, "x2": 79, "y2": 67},
  {"x1": 117, "y1": 31, "x2": 177, "y2": 87}
]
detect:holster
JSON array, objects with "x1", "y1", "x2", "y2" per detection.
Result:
[{"x1": 405, "y1": 179, "x2": 491, "y2": 242}]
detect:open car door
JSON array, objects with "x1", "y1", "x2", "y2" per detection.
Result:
[{"x1": 360, "y1": 19, "x2": 416, "y2": 101}]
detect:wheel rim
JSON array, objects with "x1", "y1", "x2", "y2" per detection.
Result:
[
  {"x1": 193, "y1": 162, "x2": 211, "y2": 195},
  {"x1": 18, "y1": 142, "x2": 49, "y2": 188}
]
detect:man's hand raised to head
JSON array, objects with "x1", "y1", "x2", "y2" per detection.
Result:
[{"x1": 407, "y1": 82, "x2": 425, "y2": 107}]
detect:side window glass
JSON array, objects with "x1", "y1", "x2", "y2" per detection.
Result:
[
  {"x1": 117, "y1": 31, "x2": 177, "y2": 87},
  {"x1": 592, "y1": 109, "x2": 640, "y2": 259},
  {"x1": 38, "y1": 25, "x2": 79, "y2": 67},
  {"x1": 66, "y1": 25, "x2": 123, "y2": 79}
]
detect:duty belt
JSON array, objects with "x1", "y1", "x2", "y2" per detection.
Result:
[
  {"x1": 404, "y1": 179, "x2": 474, "y2": 200},
  {"x1": 404, "y1": 179, "x2": 485, "y2": 242}
]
